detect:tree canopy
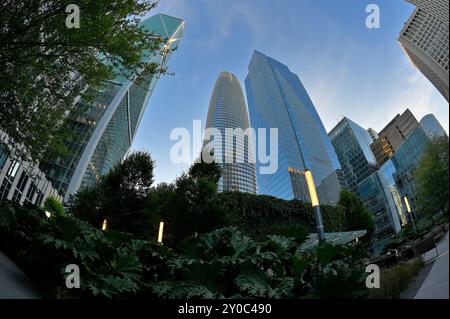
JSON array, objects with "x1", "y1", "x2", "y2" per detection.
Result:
[
  {"x1": 337, "y1": 188, "x2": 375, "y2": 242},
  {"x1": 0, "y1": 0, "x2": 165, "y2": 162},
  {"x1": 68, "y1": 150, "x2": 155, "y2": 235},
  {"x1": 415, "y1": 136, "x2": 449, "y2": 216}
]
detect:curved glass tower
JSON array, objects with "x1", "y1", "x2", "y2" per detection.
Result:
[
  {"x1": 41, "y1": 14, "x2": 184, "y2": 201},
  {"x1": 204, "y1": 71, "x2": 257, "y2": 194}
]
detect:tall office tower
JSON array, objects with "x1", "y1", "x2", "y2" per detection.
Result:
[
  {"x1": 367, "y1": 128, "x2": 379, "y2": 143},
  {"x1": 41, "y1": 14, "x2": 184, "y2": 201},
  {"x1": 329, "y1": 117, "x2": 378, "y2": 192},
  {"x1": 419, "y1": 114, "x2": 448, "y2": 139},
  {"x1": 203, "y1": 71, "x2": 257, "y2": 194},
  {"x1": 329, "y1": 118, "x2": 402, "y2": 254},
  {"x1": 370, "y1": 109, "x2": 418, "y2": 167},
  {"x1": 245, "y1": 50, "x2": 341, "y2": 204},
  {"x1": 398, "y1": 0, "x2": 449, "y2": 102},
  {"x1": 357, "y1": 170, "x2": 402, "y2": 255}
]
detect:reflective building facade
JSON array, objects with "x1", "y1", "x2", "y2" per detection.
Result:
[
  {"x1": 379, "y1": 159, "x2": 408, "y2": 226},
  {"x1": 329, "y1": 117, "x2": 377, "y2": 192},
  {"x1": 391, "y1": 125, "x2": 430, "y2": 215},
  {"x1": 419, "y1": 113, "x2": 447, "y2": 139},
  {"x1": 203, "y1": 71, "x2": 257, "y2": 193},
  {"x1": 41, "y1": 14, "x2": 184, "y2": 201},
  {"x1": 329, "y1": 118, "x2": 402, "y2": 255},
  {"x1": 357, "y1": 171, "x2": 402, "y2": 255},
  {"x1": 245, "y1": 50, "x2": 341, "y2": 204}
]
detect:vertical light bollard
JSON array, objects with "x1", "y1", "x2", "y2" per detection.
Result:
[{"x1": 304, "y1": 169, "x2": 326, "y2": 244}]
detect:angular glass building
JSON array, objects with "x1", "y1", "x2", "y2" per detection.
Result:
[
  {"x1": 357, "y1": 171, "x2": 402, "y2": 255},
  {"x1": 379, "y1": 159, "x2": 408, "y2": 226},
  {"x1": 203, "y1": 71, "x2": 257, "y2": 194},
  {"x1": 419, "y1": 114, "x2": 448, "y2": 139},
  {"x1": 245, "y1": 50, "x2": 341, "y2": 204},
  {"x1": 329, "y1": 117, "x2": 377, "y2": 192},
  {"x1": 41, "y1": 14, "x2": 184, "y2": 201},
  {"x1": 329, "y1": 117, "x2": 402, "y2": 254},
  {"x1": 391, "y1": 125, "x2": 430, "y2": 216}
]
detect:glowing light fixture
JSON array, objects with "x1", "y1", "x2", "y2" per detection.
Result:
[
  {"x1": 157, "y1": 221, "x2": 164, "y2": 244},
  {"x1": 102, "y1": 219, "x2": 107, "y2": 231},
  {"x1": 404, "y1": 196, "x2": 411, "y2": 213},
  {"x1": 403, "y1": 195, "x2": 417, "y2": 233},
  {"x1": 304, "y1": 170, "x2": 319, "y2": 207}
]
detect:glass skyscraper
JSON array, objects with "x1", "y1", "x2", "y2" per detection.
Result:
[
  {"x1": 391, "y1": 125, "x2": 430, "y2": 215},
  {"x1": 357, "y1": 171, "x2": 402, "y2": 255},
  {"x1": 329, "y1": 117, "x2": 377, "y2": 192},
  {"x1": 245, "y1": 50, "x2": 341, "y2": 204},
  {"x1": 379, "y1": 159, "x2": 408, "y2": 226},
  {"x1": 329, "y1": 117, "x2": 402, "y2": 254},
  {"x1": 203, "y1": 71, "x2": 257, "y2": 194},
  {"x1": 41, "y1": 14, "x2": 184, "y2": 201},
  {"x1": 419, "y1": 114, "x2": 448, "y2": 139}
]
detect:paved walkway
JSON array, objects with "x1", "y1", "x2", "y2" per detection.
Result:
[
  {"x1": 0, "y1": 250, "x2": 41, "y2": 299},
  {"x1": 414, "y1": 232, "x2": 449, "y2": 299}
]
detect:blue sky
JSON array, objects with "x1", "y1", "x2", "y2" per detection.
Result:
[{"x1": 132, "y1": 0, "x2": 449, "y2": 184}]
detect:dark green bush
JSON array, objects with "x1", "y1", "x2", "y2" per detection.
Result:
[
  {"x1": 0, "y1": 200, "x2": 172, "y2": 298},
  {"x1": 1, "y1": 201, "x2": 370, "y2": 299},
  {"x1": 152, "y1": 227, "x2": 369, "y2": 299},
  {"x1": 369, "y1": 257, "x2": 424, "y2": 299},
  {"x1": 43, "y1": 196, "x2": 65, "y2": 217}
]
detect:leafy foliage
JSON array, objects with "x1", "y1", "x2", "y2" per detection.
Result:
[
  {"x1": 0, "y1": 0, "x2": 165, "y2": 162},
  {"x1": 69, "y1": 151, "x2": 155, "y2": 238},
  {"x1": 43, "y1": 196, "x2": 65, "y2": 217},
  {"x1": 153, "y1": 227, "x2": 369, "y2": 299},
  {"x1": 1, "y1": 202, "x2": 370, "y2": 299},
  {"x1": 0, "y1": 200, "x2": 172, "y2": 298},
  {"x1": 383, "y1": 213, "x2": 447, "y2": 251},
  {"x1": 415, "y1": 136, "x2": 449, "y2": 216},
  {"x1": 218, "y1": 192, "x2": 315, "y2": 238},
  {"x1": 337, "y1": 189, "x2": 375, "y2": 242},
  {"x1": 369, "y1": 257, "x2": 424, "y2": 299}
]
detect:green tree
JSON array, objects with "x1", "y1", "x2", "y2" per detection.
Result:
[
  {"x1": 338, "y1": 189, "x2": 375, "y2": 242},
  {"x1": 69, "y1": 151, "x2": 155, "y2": 237},
  {"x1": 156, "y1": 160, "x2": 230, "y2": 246},
  {"x1": 415, "y1": 136, "x2": 449, "y2": 216},
  {"x1": 43, "y1": 196, "x2": 65, "y2": 217},
  {"x1": 0, "y1": 0, "x2": 166, "y2": 162},
  {"x1": 67, "y1": 186, "x2": 102, "y2": 227}
]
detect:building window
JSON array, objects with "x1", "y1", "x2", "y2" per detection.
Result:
[
  {"x1": 0, "y1": 178, "x2": 12, "y2": 200},
  {"x1": 0, "y1": 143, "x2": 9, "y2": 170},
  {"x1": 12, "y1": 171, "x2": 29, "y2": 202},
  {"x1": 35, "y1": 190, "x2": 44, "y2": 206},
  {"x1": 6, "y1": 160, "x2": 20, "y2": 178},
  {"x1": 25, "y1": 182, "x2": 37, "y2": 204}
]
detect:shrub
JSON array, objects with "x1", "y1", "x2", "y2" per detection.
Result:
[
  {"x1": 152, "y1": 227, "x2": 369, "y2": 299},
  {"x1": 1, "y1": 201, "x2": 370, "y2": 299},
  {"x1": 43, "y1": 196, "x2": 65, "y2": 217},
  {"x1": 369, "y1": 257, "x2": 424, "y2": 299},
  {"x1": 0, "y1": 200, "x2": 172, "y2": 298}
]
